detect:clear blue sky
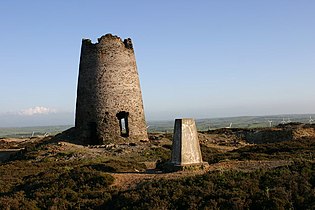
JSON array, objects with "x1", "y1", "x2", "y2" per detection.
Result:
[{"x1": 0, "y1": 1, "x2": 314, "y2": 126}]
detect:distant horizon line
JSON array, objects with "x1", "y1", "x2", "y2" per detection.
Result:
[
  {"x1": 0, "y1": 113, "x2": 314, "y2": 129},
  {"x1": 148, "y1": 113, "x2": 315, "y2": 122}
]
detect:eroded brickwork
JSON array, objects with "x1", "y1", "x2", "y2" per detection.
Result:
[{"x1": 75, "y1": 34, "x2": 148, "y2": 144}]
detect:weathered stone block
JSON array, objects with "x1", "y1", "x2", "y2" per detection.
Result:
[{"x1": 171, "y1": 119, "x2": 208, "y2": 169}]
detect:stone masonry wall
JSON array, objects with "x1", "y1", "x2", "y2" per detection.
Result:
[{"x1": 75, "y1": 34, "x2": 148, "y2": 144}]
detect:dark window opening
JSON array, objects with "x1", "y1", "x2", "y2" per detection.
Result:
[
  {"x1": 116, "y1": 111, "x2": 129, "y2": 137},
  {"x1": 88, "y1": 122, "x2": 99, "y2": 144}
]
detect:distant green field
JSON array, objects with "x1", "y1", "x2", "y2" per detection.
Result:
[
  {"x1": 0, "y1": 125, "x2": 73, "y2": 138},
  {"x1": 147, "y1": 114, "x2": 315, "y2": 132},
  {"x1": 1, "y1": 114, "x2": 313, "y2": 138}
]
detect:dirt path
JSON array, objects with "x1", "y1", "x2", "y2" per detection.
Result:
[{"x1": 110, "y1": 160, "x2": 291, "y2": 190}]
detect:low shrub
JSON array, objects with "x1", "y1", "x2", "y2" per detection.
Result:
[{"x1": 106, "y1": 160, "x2": 315, "y2": 210}]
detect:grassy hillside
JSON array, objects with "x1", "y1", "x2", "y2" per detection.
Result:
[{"x1": 0, "y1": 124, "x2": 315, "y2": 209}]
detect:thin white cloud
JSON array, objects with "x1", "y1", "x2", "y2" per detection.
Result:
[{"x1": 19, "y1": 106, "x2": 57, "y2": 116}]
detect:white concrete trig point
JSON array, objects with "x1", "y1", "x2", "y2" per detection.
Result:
[{"x1": 170, "y1": 118, "x2": 208, "y2": 171}]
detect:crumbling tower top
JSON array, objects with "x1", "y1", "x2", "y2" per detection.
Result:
[{"x1": 81, "y1": 34, "x2": 133, "y2": 49}]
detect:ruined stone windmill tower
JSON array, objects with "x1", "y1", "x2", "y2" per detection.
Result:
[{"x1": 75, "y1": 34, "x2": 148, "y2": 144}]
